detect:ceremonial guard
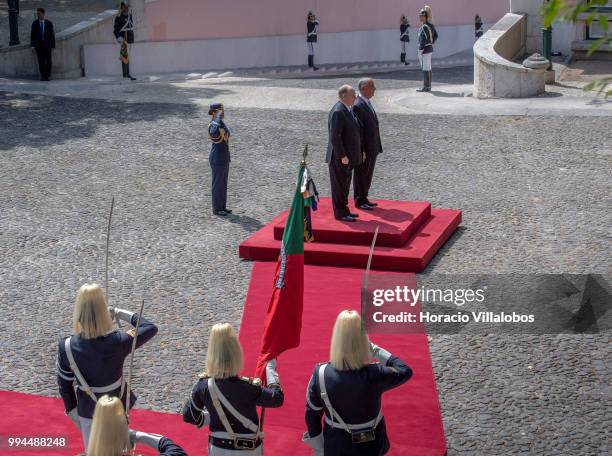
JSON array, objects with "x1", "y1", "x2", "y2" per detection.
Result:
[
  {"x1": 56, "y1": 284, "x2": 158, "y2": 449},
  {"x1": 183, "y1": 323, "x2": 284, "y2": 455},
  {"x1": 326, "y1": 85, "x2": 363, "y2": 222},
  {"x1": 303, "y1": 310, "x2": 412, "y2": 456},
  {"x1": 416, "y1": 6, "x2": 437, "y2": 92},
  {"x1": 475, "y1": 14, "x2": 484, "y2": 39},
  {"x1": 208, "y1": 103, "x2": 232, "y2": 216},
  {"x1": 307, "y1": 11, "x2": 320, "y2": 71},
  {"x1": 87, "y1": 395, "x2": 186, "y2": 455},
  {"x1": 353, "y1": 78, "x2": 382, "y2": 211},
  {"x1": 399, "y1": 15, "x2": 410, "y2": 65},
  {"x1": 113, "y1": 2, "x2": 136, "y2": 80}
]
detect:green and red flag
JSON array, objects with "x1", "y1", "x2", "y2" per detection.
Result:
[{"x1": 254, "y1": 160, "x2": 317, "y2": 381}]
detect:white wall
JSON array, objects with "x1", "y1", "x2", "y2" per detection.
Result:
[{"x1": 83, "y1": 24, "x2": 475, "y2": 76}]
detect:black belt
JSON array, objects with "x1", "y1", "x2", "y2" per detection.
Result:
[{"x1": 209, "y1": 436, "x2": 263, "y2": 450}]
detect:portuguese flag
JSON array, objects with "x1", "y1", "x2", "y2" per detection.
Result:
[{"x1": 254, "y1": 164, "x2": 309, "y2": 381}]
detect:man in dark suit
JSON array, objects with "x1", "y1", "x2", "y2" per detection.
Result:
[
  {"x1": 326, "y1": 85, "x2": 363, "y2": 222},
  {"x1": 352, "y1": 78, "x2": 382, "y2": 210},
  {"x1": 30, "y1": 8, "x2": 55, "y2": 81}
]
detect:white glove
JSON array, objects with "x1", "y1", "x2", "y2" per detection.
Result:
[
  {"x1": 66, "y1": 408, "x2": 80, "y2": 430},
  {"x1": 370, "y1": 342, "x2": 392, "y2": 364},
  {"x1": 302, "y1": 432, "x2": 324, "y2": 456},
  {"x1": 113, "y1": 307, "x2": 136, "y2": 323},
  {"x1": 129, "y1": 430, "x2": 163, "y2": 449},
  {"x1": 265, "y1": 358, "x2": 280, "y2": 386},
  {"x1": 117, "y1": 37, "x2": 124, "y2": 44}
]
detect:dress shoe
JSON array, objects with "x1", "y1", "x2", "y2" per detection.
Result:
[
  {"x1": 365, "y1": 200, "x2": 378, "y2": 207},
  {"x1": 338, "y1": 215, "x2": 356, "y2": 222},
  {"x1": 349, "y1": 213, "x2": 359, "y2": 218},
  {"x1": 358, "y1": 204, "x2": 374, "y2": 211},
  {"x1": 223, "y1": 208, "x2": 232, "y2": 214},
  {"x1": 213, "y1": 210, "x2": 228, "y2": 216}
]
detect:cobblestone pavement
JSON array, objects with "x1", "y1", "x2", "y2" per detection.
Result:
[{"x1": 0, "y1": 68, "x2": 610, "y2": 455}]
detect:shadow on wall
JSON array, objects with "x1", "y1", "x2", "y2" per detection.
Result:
[{"x1": 0, "y1": 88, "x2": 222, "y2": 151}]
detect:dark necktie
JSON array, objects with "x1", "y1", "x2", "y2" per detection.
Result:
[{"x1": 40, "y1": 21, "x2": 44, "y2": 37}]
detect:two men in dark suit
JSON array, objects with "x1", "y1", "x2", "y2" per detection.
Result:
[
  {"x1": 326, "y1": 85, "x2": 363, "y2": 222},
  {"x1": 30, "y1": 8, "x2": 55, "y2": 81},
  {"x1": 352, "y1": 78, "x2": 382, "y2": 210}
]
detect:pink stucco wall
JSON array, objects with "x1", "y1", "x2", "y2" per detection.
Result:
[{"x1": 145, "y1": 0, "x2": 508, "y2": 41}]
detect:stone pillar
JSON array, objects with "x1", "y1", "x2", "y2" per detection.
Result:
[
  {"x1": 130, "y1": 0, "x2": 147, "y2": 42},
  {"x1": 510, "y1": 0, "x2": 545, "y2": 54}
]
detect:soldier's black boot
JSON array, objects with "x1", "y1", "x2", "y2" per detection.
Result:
[
  {"x1": 126, "y1": 63, "x2": 136, "y2": 81},
  {"x1": 416, "y1": 71, "x2": 428, "y2": 92},
  {"x1": 308, "y1": 55, "x2": 313, "y2": 68},
  {"x1": 121, "y1": 63, "x2": 128, "y2": 78},
  {"x1": 400, "y1": 52, "x2": 405, "y2": 64},
  {"x1": 425, "y1": 71, "x2": 432, "y2": 91}
]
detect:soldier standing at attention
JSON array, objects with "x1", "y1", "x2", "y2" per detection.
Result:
[
  {"x1": 208, "y1": 103, "x2": 232, "y2": 216},
  {"x1": 307, "y1": 11, "x2": 320, "y2": 71},
  {"x1": 113, "y1": 2, "x2": 136, "y2": 80},
  {"x1": 416, "y1": 6, "x2": 437, "y2": 92},
  {"x1": 475, "y1": 14, "x2": 484, "y2": 40},
  {"x1": 399, "y1": 15, "x2": 410, "y2": 65}
]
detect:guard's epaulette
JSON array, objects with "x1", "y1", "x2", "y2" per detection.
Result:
[
  {"x1": 126, "y1": 329, "x2": 136, "y2": 338},
  {"x1": 240, "y1": 376, "x2": 262, "y2": 386},
  {"x1": 198, "y1": 371, "x2": 210, "y2": 379}
]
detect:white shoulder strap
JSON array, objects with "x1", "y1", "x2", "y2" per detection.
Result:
[
  {"x1": 317, "y1": 363, "x2": 352, "y2": 434},
  {"x1": 208, "y1": 378, "x2": 259, "y2": 434},
  {"x1": 64, "y1": 337, "x2": 98, "y2": 402}
]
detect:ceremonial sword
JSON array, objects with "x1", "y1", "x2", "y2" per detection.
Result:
[
  {"x1": 124, "y1": 298, "x2": 145, "y2": 419},
  {"x1": 104, "y1": 196, "x2": 122, "y2": 328},
  {"x1": 361, "y1": 226, "x2": 379, "y2": 330}
]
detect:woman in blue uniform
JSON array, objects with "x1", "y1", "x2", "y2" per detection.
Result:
[
  {"x1": 56, "y1": 284, "x2": 158, "y2": 450},
  {"x1": 399, "y1": 15, "x2": 410, "y2": 65},
  {"x1": 87, "y1": 395, "x2": 186, "y2": 456},
  {"x1": 303, "y1": 310, "x2": 412, "y2": 456},
  {"x1": 416, "y1": 5, "x2": 437, "y2": 92},
  {"x1": 208, "y1": 103, "x2": 232, "y2": 216},
  {"x1": 183, "y1": 323, "x2": 284, "y2": 455},
  {"x1": 307, "y1": 11, "x2": 320, "y2": 71},
  {"x1": 475, "y1": 14, "x2": 484, "y2": 40}
]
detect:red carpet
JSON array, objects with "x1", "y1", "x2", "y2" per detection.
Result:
[
  {"x1": 0, "y1": 390, "x2": 207, "y2": 455},
  {"x1": 0, "y1": 264, "x2": 446, "y2": 456},
  {"x1": 274, "y1": 200, "x2": 432, "y2": 247},
  {"x1": 238, "y1": 262, "x2": 447, "y2": 456},
  {"x1": 240, "y1": 199, "x2": 461, "y2": 272}
]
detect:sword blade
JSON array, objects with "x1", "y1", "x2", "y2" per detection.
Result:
[
  {"x1": 361, "y1": 226, "x2": 379, "y2": 328},
  {"x1": 125, "y1": 298, "x2": 145, "y2": 419}
]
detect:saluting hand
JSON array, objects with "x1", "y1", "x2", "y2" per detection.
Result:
[{"x1": 341, "y1": 156, "x2": 349, "y2": 165}]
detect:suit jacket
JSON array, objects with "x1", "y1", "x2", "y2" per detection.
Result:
[
  {"x1": 325, "y1": 101, "x2": 362, "y2": 169},
  {"x1": 353, "y1": 95, "x2": 382, "y2": 157},
  {"x1": 30, "y1": 19, "x2": 55, "y2": 49}
]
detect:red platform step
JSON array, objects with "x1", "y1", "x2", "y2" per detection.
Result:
[
  {"x1": 274, "y1": 200, "x2": 431, "y2": 247},
  {"x1": 240, "y1": 198, "x2": 461, "y2": 272}
]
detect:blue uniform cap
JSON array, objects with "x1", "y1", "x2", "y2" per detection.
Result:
[{"x1": 209, "y1": 103, "x2": 224, "y2": 115}]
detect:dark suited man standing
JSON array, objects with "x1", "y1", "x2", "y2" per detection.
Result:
[
  {"x1": 326, "y1": 85, "x2": 363, "y2": 222},
  {"x1": 352, "y1": 78, "x2": 382, "y2": 210},
  {"x1": 30, "y1": 8, "x2": 55, "y2": 81}
]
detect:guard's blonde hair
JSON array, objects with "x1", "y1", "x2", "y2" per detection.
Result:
[
  {"x1": 422, "y1": 5, "x2": 433, "y2": 22},
  {"x1": 329, "y1": 310, "x2": 371, "y2": 371},
  {"x1": 73, "y1": 284, "x2": 113, "y2": 339},
  {"x1": 204, "y1": 323, "x2": 243, "y2": 379},
  {"x1": 87, "y1": 395, "x2": 130, "y2": 456}
]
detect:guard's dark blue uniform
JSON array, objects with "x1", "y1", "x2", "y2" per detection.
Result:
[
  {"x1": 56, "y1": 314, "x2": 158, "y2": 418},
  {"x1": 305, "y1": 357, "x2": 412, "y2": 456},
  {"x1": 183, "y1": 375, "x2": 283, "y2": 450},
  {"x1": 208, "y1": 118, "x2": 231, "y2": 213},
  {"x1": 156, "y1": 437, "x2": 187, "y2": 456}
]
